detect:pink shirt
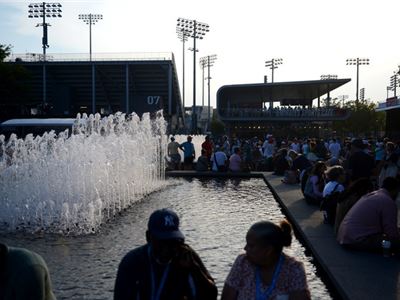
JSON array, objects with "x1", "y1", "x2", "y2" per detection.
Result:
[
  {"x1": 229, "y1": 153, "x2": 242, "y2": 172},
  {"x1": 337, "y1": 189, "x2": 400, "y2": 244},
  {"x1": 225, "y1": 254, "x2": 309, "y2": 300}
]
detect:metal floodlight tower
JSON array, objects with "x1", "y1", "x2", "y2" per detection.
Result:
[
  {"x1": 346, "y1": 58, "x2": 370, "y2": 104},
  {"x1": 176, "y1": 27, "x2": 189, "y2": 111},
  {"x1": 200, "y1": 54, "x2": 217, "y2": 131},
  {"x1": 28, "y1": 2, "x2": 62, "y2": 108},
  {"x1": 79, "y1": 14, "x2": 103, "y2": 61},
  {"x1": 265, "y1": 58, "x2": 283, "y2": 83},
  {"x1": 320, "y1": 74, "x2": 338, "y2": 106},
  {"x1": 199, "y1": 56, "x2": 207, "y2": 107},
  {"x1": 390, "y1": 73, "x2": 399, "y2": 97},
  {"x1": 177, "y1": 17, "x2": 210, "y2": 133}
]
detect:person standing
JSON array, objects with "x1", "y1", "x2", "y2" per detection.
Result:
[
  {"x1": 201, "y1": 135, "x2": 213, "y2": 162},
  {"x1": 167, "y1": 136, "x2": 181, "y2": 170},
  {"x1": 347, "y1": 139, "x2": 375, "y2": 182},
  {"x1": 114, "y1": 208, "x2": 218, "y2": 300},
  {"x1": 0, "y1": 243, "x2": 56, "y2": 300},
  {"x1": 179, "y1": 136, "x2": 196, "y2": 170},
  {"x1": 328, "y1": 138, "x2": 341, "y2": 159}
]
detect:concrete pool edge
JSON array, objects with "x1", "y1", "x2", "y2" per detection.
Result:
[{"x1": 166, "y1": 171, "x2": 400, "y2": 300}]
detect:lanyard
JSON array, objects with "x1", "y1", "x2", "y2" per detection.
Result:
[
  {"x1": 255, "y1": 254, "x2": 285, "y2": 300},
  {"x1": 147, "y1": 246, "x2": 171, "y2": 300}
]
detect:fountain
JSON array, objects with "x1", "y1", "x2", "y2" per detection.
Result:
[{"x1": 0, "y1": 111, "x2": 168, "y2": 234}]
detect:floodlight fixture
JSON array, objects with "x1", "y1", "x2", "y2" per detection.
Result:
[
  {"x1": 28, "y1": 2, "x2": 62, "y2": 108},
  {"x1": 28, "y1": 2, "x2": 62, "y2": 60},
  {"x1": 320, "y1": 74, "x2": 338, "y2": 80},
  {"x1": 390, "y1": 73, "x2": 399, "y2": 97},
  {"x1": 177, "y1": 17, "x2": 210, "y2": 133},
  {"x1": 265, "y1": 58, "x2": 283, "y2": 83},
  {"x1": 346, "y1": 57, "x2": 370, "y2": 103},
  {"x1": 79, "y1": 14, "x2": 103, "y2": 61}
]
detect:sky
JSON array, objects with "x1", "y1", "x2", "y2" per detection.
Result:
[{"x1": 1, "y1": 0, "x2": 400, "y2": 109}]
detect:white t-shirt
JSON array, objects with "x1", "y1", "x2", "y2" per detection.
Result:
[
  {"x1": 329, "y1": 142, "x2": 341, "y2": 159},
  {"x1": 211, "y1": 151, "x2": 228, "y2": 171},
  {"x1": 323, "y1": 181, "x2": 345, "y2": 197},
  {"x1": 262, "y1": 141, "x2": 275, "y2": 158}
]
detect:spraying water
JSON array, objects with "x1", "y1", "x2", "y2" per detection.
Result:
[{"x1": 0, "y1": 112, "x2": 168, "y2": 234}]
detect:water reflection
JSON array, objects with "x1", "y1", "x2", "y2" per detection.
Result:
[{"x1": 0, "y1": 179, "x2": 331, "y2": 300}]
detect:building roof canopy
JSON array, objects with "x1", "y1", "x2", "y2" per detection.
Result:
[{"x1": 217, "y1": 79, "x2": 351, "y2": 106}]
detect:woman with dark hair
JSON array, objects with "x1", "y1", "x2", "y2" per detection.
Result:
[
  {"x1": 303, "y1": 161, "x2": 326, "y2": 205},
  {"x1": 221, "y1": 220, "x2": 310, "y2": 300},
  {"x1": 334, "y1": 178, "x2": 374, "y2": 234}
]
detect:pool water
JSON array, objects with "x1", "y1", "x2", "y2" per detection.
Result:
[{"x1": 1, "y1": 178, "x2": 331, "y2": 299}]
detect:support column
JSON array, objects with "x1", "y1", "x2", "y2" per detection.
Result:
[
  {"x1": 92, "y1": 63, "x2": 96, "y2": 114},
  {"x1": 168, "y1": 63, "x2": 173, "y2": 116},
  {"x1": 125, "y1": 63, "x2": 129, "y2": 113}
]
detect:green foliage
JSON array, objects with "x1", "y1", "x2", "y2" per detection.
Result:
[
  {"x1": 0, "y1": 44, "x2": 32, "y2": 112},
  {"x1": 210, "y1": 115, "x2": 225, "y2": 136},
  {"x1": 0, "y1": 44, "x2": 12, "y2": 62},
  {"x1": 332, "y1": 100, "x2": 385, "y2": 137}
]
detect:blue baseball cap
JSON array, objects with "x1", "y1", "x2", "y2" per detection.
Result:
[{"x1": 148, "y1": 208, "x2": 185, "y2": 240}]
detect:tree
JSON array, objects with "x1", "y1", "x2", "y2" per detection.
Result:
[
  {"x1": 0, "y1": 44, "x2": 12, "y2": 62},
  {"x1": 0, "y1": 44, "x2": 32, "y2": 120},
  {"x1": 332, "y1": 100, "x2": 385, "y2": 137}
]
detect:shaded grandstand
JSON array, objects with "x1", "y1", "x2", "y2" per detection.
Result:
[
  {"x1": 3, "y1": 52, "x2": 184, "y2": 132},
  {"x1": 217, "y1": 79, "x2": 351, "y2": 136}
]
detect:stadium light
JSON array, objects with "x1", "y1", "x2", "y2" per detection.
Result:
[
  {"x1": 200, "y1": 54, "x2": 217, "y2": 131},
  {"x1": 79, "y1": 14, "x2": 103, "y2": 61},
  {"x1": 265, "y1": 58, "x2": 283, "y2": 83},
  {"x1": 28, "y1": 2, "x2": 62, "y2": 109},
  {"x1": 177, "y1": 17, "x2": 210, "y2": 133},
  {"x1": 176, "y1": 27, "x2": 190, "y2": 110},
  {"x1": 346, "y1": 58, "x2": 370, "y2": 104},
  {"x1": 390, "y1": 73, "x2": 399, "y2": 97}
]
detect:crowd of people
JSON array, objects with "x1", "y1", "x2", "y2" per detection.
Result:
[
  {"x1": 220, "y1": 106, "x2": 347, "y2": 118},
  {"x1": 168, "y1": 133, "x2": 400, "y2": 255}
]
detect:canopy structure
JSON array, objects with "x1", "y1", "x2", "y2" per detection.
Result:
[{"x1": 217, "y1": 78, "x2": 351, "y2": 109}]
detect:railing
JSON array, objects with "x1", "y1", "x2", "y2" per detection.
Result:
[
  {"x1": 219, "y1": 107, "x2": 350, "y2": 119},
  {"x1": 377, "y1": 97, "x2": 400, "y2": 110},
  {"x1": 6, "y1": 52, "x2": 173, "y2": 62}
]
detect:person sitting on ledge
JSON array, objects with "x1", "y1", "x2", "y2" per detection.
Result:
[
  {"x1": 211, "y1": 145, "x2": 228, "y2": 172},
  {"x1": 221, "y1": 220, "x2": 311, "y2": 300},
  {"x1": 114, "y1": 208, "x2": 218, "y2": 300},
  {"x1": 229, "y1": 147, "x2": 242, "y2": 172},
  {"x1": 0, "y1": 243, "x2": 56, "y2": 300},
  {"x1": 337, "y1": 177, "x2": 400, "y2": 253},
  {"x1": 196, "y1": 149, "x2": 209, "y2": 172},
  {"x1": 334, "y1": 178, "x2": 374, "y2": 235}
]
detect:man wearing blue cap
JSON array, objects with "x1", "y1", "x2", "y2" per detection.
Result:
[{"x1": 114, "y1": 208, "x2": 217, "y2": 300}]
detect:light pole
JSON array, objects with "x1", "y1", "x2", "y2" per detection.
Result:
[
  {"x1": 177, "y1": 18, "x2": 210, "y2": 133},
  {"x1": 176, "y1": 28, "x2": 189, "y2": 111},
  {"x1": 320, "y1": 74, "x2": 338, "y2": 107},
  {"x1": 79, "y1": 14, "x2": 103, "y2": 61},
  {"x1": 265, "y1": 58, "x2": 283, "y2": 108},
  {"x1": 28, "y1": 2, "x2": 62, "y2": 109},
  {"x1": 265, "y1": 58, "x2": 283, "y2": 83},
  {"x1": 346, "y1": 58, "x2": 369, "y2": 104},
  {"x1": 387, "y1": 86, "x2": 392, "y2": 99},
  {"x1": 337, "y1": 95, "x2": 349, "y2": 107},
  {"x1": 390, "y1": 73, "x2": 399, "y2": 98},
  {"x1": 199, "y1": 57, "x2": 207, "y2": 107},
  {"x1": 200, "y1": 54, "x2": 217, "y2": 132}
]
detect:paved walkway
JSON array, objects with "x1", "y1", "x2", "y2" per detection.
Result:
[{"x1": 166, "y1": 170, "x2": 400, "y2": 300}]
